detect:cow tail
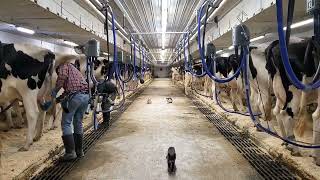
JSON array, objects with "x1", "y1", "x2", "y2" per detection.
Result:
[{"x1": 295, "y1": 76, "x2": 311, "y2": 137}]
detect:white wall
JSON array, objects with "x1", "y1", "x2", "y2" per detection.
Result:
[{"x1": 0, "y1": 31, "x2": 77, "y2": 55}]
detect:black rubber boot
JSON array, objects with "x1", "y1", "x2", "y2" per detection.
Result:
[
  {"x1": 61, "y1": 135, "x2": 77, "y2": 161},
  {"x1": 73, "y1": 133, "x2": 84, "y2": 158},
  {"x1": 102, "y1": 112, "x2": 110, "y2": 128}
]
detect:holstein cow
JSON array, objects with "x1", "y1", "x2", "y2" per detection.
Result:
[
  {"x1": 265, "y1": 39, "x2": 320, "y2": 162},
  {"x1": 0, "y1": 42, "x2": 55, "y2": 151},
  {"x1": 207, "y1": 55, "x2": 245, "y2": 112},
  {"x1": 171, "y1": 67, "x2": 181, "y2": 85}
]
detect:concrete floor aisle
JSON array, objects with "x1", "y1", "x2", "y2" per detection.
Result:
[{"x1": 64, "y1": 79, "x2": 262, "y2": 180}]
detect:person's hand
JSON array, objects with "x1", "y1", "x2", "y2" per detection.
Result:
[{"x1": 39, "y1": 101, "x2": 52, "y2": 111}]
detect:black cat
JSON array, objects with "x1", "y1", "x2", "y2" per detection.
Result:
[{"x1": 166, "y1": 147, "x2": 176, "y2": 173}]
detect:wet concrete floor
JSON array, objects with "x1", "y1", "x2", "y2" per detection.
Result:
[{"x1": 65, "y1": 79, "x2": 262, "y2": 180}]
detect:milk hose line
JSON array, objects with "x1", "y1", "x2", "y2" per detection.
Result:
[
  {"x1": 133, "y1": 37, "x2": 138, "y2": 81},
  {"x1": 276, "y1": 0, "x2": 320, "y2": 90},
  {"x1": 117, "y1": 38, "x2": 135, "y2": 83},
  {"x1": 212, "y1": 51, "x2": 260, "y2": 116},
  {"x1": 124, "y1": 40, "x2": 139, "y2": 92},
  {"x1": 241, "y1": 45, "x2": 320, "y2": 148},
  {"x1": 141, "y1": 48, "x2": 145, "y2": 78},
  {"x1": 0, "y1": 98, "x2": 19, "y2": 114},
  {"x1": 95, "y1": 5, "x2": 125, "y2": 114},
  {"x1": 197, "y1": 2, "x2": 242, "y2": 83},
  {"x1": 190, "y1": 75, "x2": 212, "y2": 98},
  {"x1": 214, "y1": 86, "x2": 261, "y2": 117},
  {"x1": 118, "y1": 63, "x2": 133, "y2": 83},
  {"x1": 183, "y1": 32, "x2": 207, "y2": 77}
]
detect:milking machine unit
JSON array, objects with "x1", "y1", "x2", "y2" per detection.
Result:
[{"x1": 84, "y1": 39, "x2": 100, "y2": 130}]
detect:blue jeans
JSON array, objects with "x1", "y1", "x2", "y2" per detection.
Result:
[{"x1": 61, "y1": 93, "x2": 89, "y2": 135}]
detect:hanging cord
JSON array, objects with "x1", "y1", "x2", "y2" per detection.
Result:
[{"x1": 95, "y1": 4, "x2": 125, "y2": 113}]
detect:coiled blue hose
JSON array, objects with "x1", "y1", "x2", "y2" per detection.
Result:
[{"x1": 197, "y1": 2, "x2": 242, "y2": 83}]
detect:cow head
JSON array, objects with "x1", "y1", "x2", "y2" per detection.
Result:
[
  {"x1": 228, "y1": 54, "x2": 240, "y2": 73},
  {"x1": 93, "y1": 59, "x2": 101, "y2": 70}
]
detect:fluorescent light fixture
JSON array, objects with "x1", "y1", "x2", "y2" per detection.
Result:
[
  {"x1": 250, "y1": 35, "x2": 265, "y2": 42},
  {"x1": 216, "y1": 50, "x2": 223, "y2": 54},
  {"x1": 283, "y1": 18, "x2": 313, "y2": 30},
  {"x1": 16, "y1": 27, "x2": 35, "y2": 34},
  {"x1": 64, "y1": 40, "x2": 78, "y2": 47},
  {"x1": 228, "y1": 46, "x2": 234, "y2": 50},
  {"x1": 162, "y1": 0, "x2": 168, "y2": 49}
]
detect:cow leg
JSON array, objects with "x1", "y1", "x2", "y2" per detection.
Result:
[
  {"x1": 229, "y1": 87, "x2": 239, "y2": 111},
  {"x1": 313, "y1": 90, "x2": 320, "y2": 166},
  {"x1": 279, "y1": 87, "x2": 301, "y2": 156},
  {"x1": 4, "y1": 102, "x2": 14, "y2": 129},
  {"x1": 33, "y1": 111, "x2": 45, "y2": 141},
  {"x1": 19, "y1": 96, "x2": 39, "y2": 151},
  {"x1": 184, "y1": 76, "x2": 190, "y2": 95}
]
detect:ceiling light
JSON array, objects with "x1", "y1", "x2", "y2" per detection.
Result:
[
  {"x1": 64, "y1": 40, "x2": 78, "y2": 47},
  {"x1": 16, "y1": 27, "x2": 35, "y2": 34},
  {"x1": 250, "y1": 35, "x2": 265, "y2": 42},
  {"x1": 283, "y1": 18, "x2": 313, "y2": 30},
  {"x1": 228, "y1": 46, "x2": 234, "y2": 50}
]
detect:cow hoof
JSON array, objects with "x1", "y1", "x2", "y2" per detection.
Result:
[
  {"x1": 255, "y1": 126, "x2": 263, "y2": 132},
  {"x1": 289, "y1": 149, "x2": 301, "y2": 157},
  {"x1": 18, "y1": 147, "x2": 29, "y2": 151},
  {"x1": 14, "y1": 125, "x2": 23, "y2": 129},
  {"x1": 33, "y1": 135, "x2": 42, "y2": 142}
]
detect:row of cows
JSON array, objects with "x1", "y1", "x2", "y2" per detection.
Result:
[
  {"x1": 0, "y1": 42, "x2": 151, "y2": 154},
  {"x1": 172, "y1": 38, "x2": 320, "y2": 165}
]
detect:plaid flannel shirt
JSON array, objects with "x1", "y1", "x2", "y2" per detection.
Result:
[{"x1": 56, "y1": 63, "x2": 88, "y2": 96}]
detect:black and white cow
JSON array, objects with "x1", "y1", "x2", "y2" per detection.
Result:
[
  {"x1": 0, "y1": 42, "x2": 55, "y2": 151},
  {"x1": 265, "y1": 39, "x2": 320, "y2": 163}
]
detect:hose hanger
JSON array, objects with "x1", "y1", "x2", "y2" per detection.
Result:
[{"x1": 275, "y1": 0, "x2": 320, "y2": 90}]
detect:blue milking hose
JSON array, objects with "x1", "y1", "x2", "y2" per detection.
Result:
[
  {"x1": 276, "y1": 0, "x2": 320, "y2": 90},
  {"x1": 197, "y1": 2, "x2": 242, "y2": 83}
]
